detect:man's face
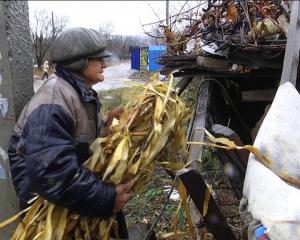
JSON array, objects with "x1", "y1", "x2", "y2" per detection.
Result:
[{"x1": 81, "y1": 58, "x2": 107, "y2": 86}]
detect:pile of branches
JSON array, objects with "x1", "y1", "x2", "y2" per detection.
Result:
[
  {"x1": 198, "y1": 0, "x2": 289, "y2": 53},
  {"x1": 145, "y1": 1, "x2": 290, "y2": 55}
]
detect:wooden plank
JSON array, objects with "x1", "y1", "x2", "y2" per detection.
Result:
[
  {"x1": 228, "y1": 49, "x2": 283, "y2": 69},
  {"x1": 241, "y1": 88, "x2": 276, "y2": 102},
  {"x1": 188, "y1": 78, "x2": 210, "y2": 170},
  {"x1": 158, "y1": 54, "x2": 198, "y2": 62},
  {"x1": 173, "y1": 68, "x2": 282, "y2": 79},
  {"x1": 196, "y1": 56, "x2": 231, "y2": 72},
  {"x1": 280, "y1": 1, "x2": 300, "y2": 86}
]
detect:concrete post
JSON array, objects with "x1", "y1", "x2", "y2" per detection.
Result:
[
  {"x1": 0, "y1": 1, "x2": 33, "y2": 238},
  {"x1": 280, "y1": 1, "x2": 300, "y2": 86}
]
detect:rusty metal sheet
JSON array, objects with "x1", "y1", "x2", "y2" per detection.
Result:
[{"x1": 179, "y1": 170, "x2": 237, "y2": 240}]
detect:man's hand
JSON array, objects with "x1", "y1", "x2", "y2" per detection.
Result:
[
  {"x1": 101, "y1": 107, "x2": 124, "y2": 137},
  {"x1": 113, "y1": 179, "x2": 135, "y2": 213},
  {"x1": 107, "y1": 107, "x2": 124, "y2": 127}
]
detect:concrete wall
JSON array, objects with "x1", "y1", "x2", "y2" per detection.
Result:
[{"x1": 0, "y1": 1, "x2": 33, "y2": 238}]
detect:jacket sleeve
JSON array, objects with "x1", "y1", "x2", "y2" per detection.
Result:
[
  {"x1": 8, "y1": 132, "x2": 29, "y2": 201},
  {"x1": 23, "y1": 103, "x2": 116, "y2": 218}
]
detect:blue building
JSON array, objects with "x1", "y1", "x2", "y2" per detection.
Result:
[{"x1": 130, "y1": 45, "x2": 166, "y2": 71}]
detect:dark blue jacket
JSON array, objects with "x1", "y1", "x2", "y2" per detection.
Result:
[{"x1": 8, "y1": 67, "x2": 121, "y2": 223}]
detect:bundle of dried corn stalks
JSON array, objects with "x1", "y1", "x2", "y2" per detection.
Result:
[
  {"x1": 0, "y1": 77, "x2": 191, "y2": 240},
  {"x1": 188, "y1": 128, "x2": 300, "y2": 189}
]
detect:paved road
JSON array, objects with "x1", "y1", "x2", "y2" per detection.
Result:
[
  {"x1": 93, "y1": 61, "x2": 136, "y2": 91},
  {"x1": 33, "y1": 61, "x2": 138, "y2": 93}
]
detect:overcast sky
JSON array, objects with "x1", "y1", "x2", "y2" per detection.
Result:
[{"x1": 28, "y1": 1, "x2": 169, "y2": 36}]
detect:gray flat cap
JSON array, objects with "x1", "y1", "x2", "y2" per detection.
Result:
[{"x1": 50, "y1": 27, "x2": 112, "y2": 64}]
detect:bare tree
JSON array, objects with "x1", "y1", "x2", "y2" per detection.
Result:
[
  {"x1": 105, "y1": 35, "x2": 156, "y2": 60},
  {"x1": 141, "y1": 1, "x2": 205, "y2": 53},
  {"x1": 98, "y1": 21, "x2": 114, "y2": 41},
  {"x1": 98, "y1": 22, "x2": 155, "y2": 60},
  {"x1": 30, "y1": 8, "x2": 68, "y2": 67}
]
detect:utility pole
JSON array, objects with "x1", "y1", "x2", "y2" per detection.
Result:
[
  {"x1": 51, "y1": 11, "x2": 55, "y2": 40},
  {"x1": 166, "y1": 0, "x2": 169, "y2": 27}
]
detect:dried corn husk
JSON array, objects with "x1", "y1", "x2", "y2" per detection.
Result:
[
  {"x1": 1, "y1": 76, "x2": 190, "y2": 240},
  {"x1": 188, "y1": 128, "x2": 300, "y2": 189}
]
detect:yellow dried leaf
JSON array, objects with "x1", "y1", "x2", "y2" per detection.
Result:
[
  {"x1": 43, "y1": 204, "x2": 55, "y2": 240},
  {"x1": 0, "y1": 206, "x2": 31, "y2": 229},
  {"x1": 157, "y1": 161, "x2": 184, "y2": 171},
  {"x1": 55, "y1": 208, "x2": 69, "y2": 240},
  {"x1": 177, "y1": 180, "x2": 196, "y2": 240},
  {"x1": 154, "y1": 96, "x2": 163, "y2": 122},
  {"x1": 203, "y1": 185, "x2": 212, "y2": 217},
  {"x1": 103, "y1": 137, "x2": 129, "y2": 181}
]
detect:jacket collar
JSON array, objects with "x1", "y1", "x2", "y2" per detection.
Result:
[{"x1": 54, "y1": 65, "x2": 101, "y2": 112}]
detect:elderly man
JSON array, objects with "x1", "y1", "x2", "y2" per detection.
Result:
[{"x1": 8, "y1": 27, "x2": 133, "y2": 239}]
